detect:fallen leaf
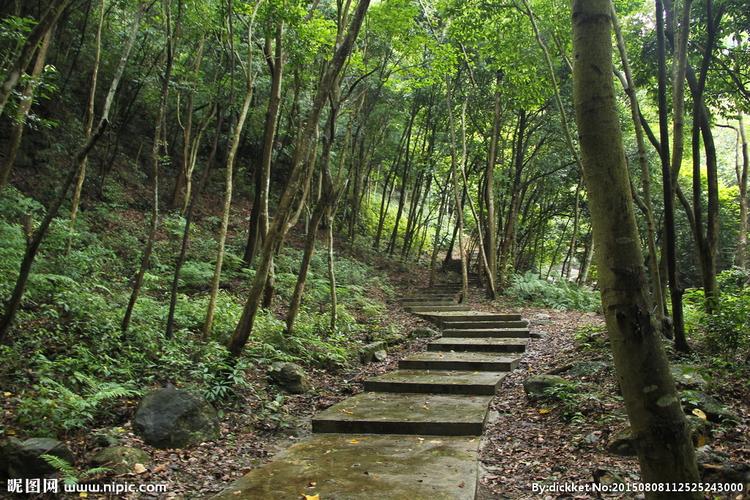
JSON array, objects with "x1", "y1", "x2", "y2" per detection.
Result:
[
  {"x1": 134, "y1": 463, "x2": 147, "y2": 474},
  {"x1": 3, "y1": 392, "x2": 11, "y2": 397},
  {"x1": 692, "y1": 408, "x2": 707, "y2": 420},
  {"x1": 302, "y1": 494, "x2": 320, "y2": 500},
  {"x1": 348, "y1": 439, "x2": 359, "y2": 444},
  {"x1": 538, "y1": 408, "x2": 552, "y2": 415},
  {"x1": 79, "y1": 493, "x2": 88, "y2": 498}
]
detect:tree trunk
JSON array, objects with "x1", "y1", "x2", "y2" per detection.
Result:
[
  {"x1": 656, "y1": 0, "x2": 688, "y2": 350},
  {"x1": 121, "y1": 2, "x2": 174, "y2": 335},
  {"x1": 445, "y1": 79, "x2": 468, "y2": 300},
  {"x1": 667, "y1": 0, "x2": 692, "y2": 352},
  {"x1": 611, "y1": 6, "x2": 665, "y2": 328},
  {"x1": 67, "y1": 0, "x2": 105, "y2": 253},
  {"x1": 485, "y1": 76, "x2": 501, "y2": 292},
  {"x1": 571, "y1": 1, "x2": 700, "y2": 492},
  {"x1": 0, "y1": 0, "x2": 72, "y2": 116},
  {"x1": 228, "y1": 0, "x2": 371, "y2": 358},
  {"x1": 737, "y1": 113, "x2": 749, "y2": 268},
  {"x1": 0, "y1": 30, "x2": 52, "y2": 189},
  {"x1": 203, "y1": 72, "x2": 254, "y2": 338}
]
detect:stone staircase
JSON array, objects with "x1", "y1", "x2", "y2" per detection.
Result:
[{"x1": 216, "y1": 279, "x2": 528, "y2": 499}]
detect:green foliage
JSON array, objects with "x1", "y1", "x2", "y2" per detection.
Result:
[
  {"x1": 542, "y1": 382, "x2": 586, "y2": 424},
  {"x1": 684, "y1": 268, "x2": 750, "y2": 358},
  {"x1": 40, "y1": 455, "x2": 110, "y2": 486},
  {"x1": 505, "y1": 272, "x2": 601, "y2": 312},
  {"x1": 16, "y1": 372, "x2": 140, "y2": 435}
]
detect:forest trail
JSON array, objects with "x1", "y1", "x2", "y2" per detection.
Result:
[{"x1": 215, "y1": 277, "x2": 528, "y2": 499}]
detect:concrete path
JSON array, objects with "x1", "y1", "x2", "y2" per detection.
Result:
[{"x1": 216, "y1": 280, "x2": 527, "y2": 499}]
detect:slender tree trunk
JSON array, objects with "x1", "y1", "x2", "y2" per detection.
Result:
[
  {"x1": 203, "y1": 75, "x2": 254, "y2": 338},
  {"x1": 164, "y1": 106, "x2": 215, "y2": 339},
  {"x1": 0, "y1": 29, "x2": 52, "y2": 189},
  {"x1": 228, "y1": 0, "x2": 371, "y2": 357},
  {"x1": 445, "y1": 79, "x2": 468, "y2": 300},
  {"x1": 667, "y1": 0, "x2": 692, "y2": 352},
  {"x1": 121, "y1": 2, "x2": 174, "y2": 335},
  {"x1": 737, "y1": 113, "x2": 749, "y2": 268},
  {"x1": 67, "y1": 0, "x2": 105, "y2": 252},
  {"x1": 571, "y1": 1, "x2": 700, "y2": 491},
  {"x1": 327, "y1": 210, "x2": 337, "y2": 331},
  {"x1": 429, "y1": 177, "x2": 450, "y2": 286},
  {"x1": 485, "y1": 76, "x2": 501, "y2": 291},
  {"x1": 286, "y1": 194, "x2": 329, "y2": 333},
  {"x1": 611, "y1": 6, "x2": 665, "y2": 327},
  {"x1": 0, "y1": 0, "x2": 72, "y2": 116},
  {"x1": 656, "y1": 0, "x2": 687, "y2": 349}
]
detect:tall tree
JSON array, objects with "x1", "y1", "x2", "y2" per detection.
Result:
[{"x1": 571, "y1": 0, "x2": 700, "y2": 491}]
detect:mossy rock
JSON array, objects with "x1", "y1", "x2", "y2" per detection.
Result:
[
  {"x1": 681, "y1": 390, "x2": 740, "y2": 424},
  {"x1": 132, "y1": 387, "x2": 220, "y2": 449},
  {"x1": 1, "y1": 437, "x2": 75, "y2": 479},
  {"x1": 360, "y1": 342, "x2": 387, "y2": 363},
  {"x1": 268, "y1": 362, "x2": 310, "y2": 394},
  {"x1": 91, "y1": 446, "x2": 150, "y2": 475},
  {"x1": 671, "y1": 364, "x2": 707, "y2": 389},
  {"x1": 522, "y1": 374, "x2": 571, "y2": 399}
]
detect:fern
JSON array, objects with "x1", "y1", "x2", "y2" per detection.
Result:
[{"x1": 41, "y1": 455, "x2": 110, "y2": 486}]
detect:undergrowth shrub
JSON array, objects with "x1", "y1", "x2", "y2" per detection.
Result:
[
  {"x1": 505, "y1": 272, "x2": 601, "y2": 312},
  {"x1": 684, "y1": 268, "x2": 750, "y2": 360}
]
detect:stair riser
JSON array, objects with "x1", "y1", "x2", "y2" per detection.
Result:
[
  {"x1": 437, "y1": 321, "x2": 528, "y2": 329},
  {"x1": 312, "y1": 419, "x2": 486, "y2": 436},
  {"x1": 441, "y1": 330, "x2": 530, "y2": 339},
  {"x1": 437, "y1": 314, "x2": 522, "y2": 322},
  {"x1": 399, "y1": 300, "x2": 457, "y2": 305},
  {"x1": 406, "y1": 306, "x2": 472, "y2": 313},
  {"x1": 364, "y1": 380, "x2": 498, "y2": 396},
  {"x1": 428, "y1": 344, "x2": 526, "y2": 354},
  {"x1": 399, "y1": 359, "x2": 518, "y2": 371}
]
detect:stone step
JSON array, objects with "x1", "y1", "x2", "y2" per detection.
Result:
[
  {"x1": 406, "y1": 305, "x2": 472, "y2": 313},
  {"x1": 399, "y1": 352, "x2": 520, "y2": 372},
  {"x1": 436, "y1": 320, "x2": 528, "y2": 329},
  {"x1": 312, "y1": 392, "x2": 492, "y2": 436},
  {"x1": 364, "y1": 369, "x2": 507, "y2": 395},
  {"x1": 401, "y1": 294, "x2": 458, "y2": 299},
  {"x1": 441, "y1": 328, "x2": 530, "y2": 339},
  {"x1": 428, "y1": 337, "x2": 527, "y2": 354},
  {"x1": 214, "y1": 434, "x2": 478, "y2": 499},
  {"x1": 436, "y1": 313, "x2": 523, "y2": 322},
  {"x1": 399, "y1": 299, "x2": 457, "y2": 305}
]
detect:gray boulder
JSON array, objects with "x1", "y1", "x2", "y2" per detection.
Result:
[
  {"x1": 91, "y1": 446, "x2": 150, "y2": 474},
  {"x1": 132, "y1": 387, "x2": 219, "y2": 449},
  {"x1": 268, "y1": 362, "x2": 310, "y2": 394},
  {"x1": 523, "y1": 374, "x2": 570, "y2": 399},
  {"x1": 359, "y1": 341, "x2": 387, "y2": 364},
  {"x1": 1, "y1": 437, "x2": 74, "y2": 478}
]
